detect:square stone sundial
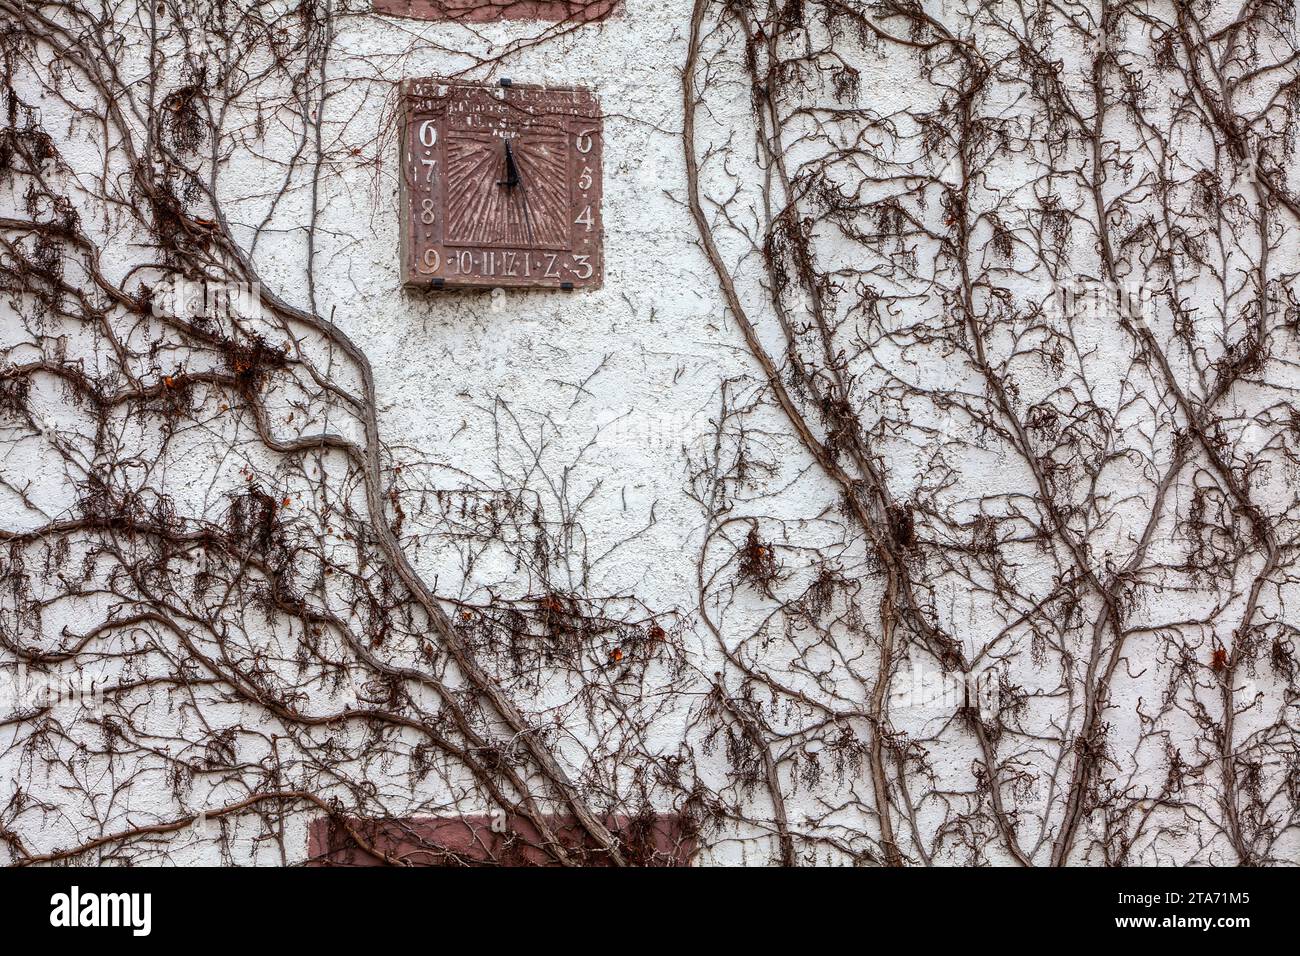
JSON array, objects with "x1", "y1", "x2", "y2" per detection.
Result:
[{"x1": 399, "y1": 79, "x2": 604, "y2": 290}]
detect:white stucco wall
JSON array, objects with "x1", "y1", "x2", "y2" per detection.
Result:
[{"x1": 3, "y1": 0, "x2": 1297, "y2": 866}]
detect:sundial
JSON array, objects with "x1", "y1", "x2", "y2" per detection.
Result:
[{"x1": 399, "y1": 79, "x2": 604, "y2": 290}]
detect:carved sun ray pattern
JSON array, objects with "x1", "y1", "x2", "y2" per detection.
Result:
[{"x1": 444, "y1": 129, "x2": 570, "y2": 248}]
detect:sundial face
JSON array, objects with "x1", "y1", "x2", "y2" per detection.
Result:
[{"x1": 399, "y1": 79, "x2": 604, "y2": 290}]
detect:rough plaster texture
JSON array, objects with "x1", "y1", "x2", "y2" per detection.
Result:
[{"x1": 4, "y1": 0, "x2": 1298, "y2": 866}]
